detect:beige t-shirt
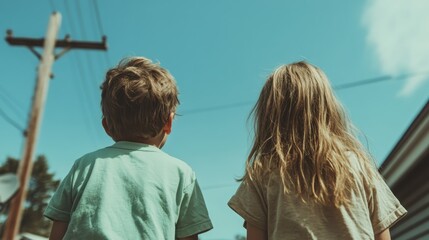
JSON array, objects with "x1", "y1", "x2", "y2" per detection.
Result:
[{"x1": 228, "y1": 167, "x2": 406, "y2": 239}]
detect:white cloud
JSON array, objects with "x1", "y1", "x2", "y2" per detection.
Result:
[{"x1": 362, "y1": 0, "x2": 429, "y2": 95}]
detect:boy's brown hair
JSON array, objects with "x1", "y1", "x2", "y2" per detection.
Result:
[{"x1": 101, "y1": 57, "x2": 179, "y2": 141}]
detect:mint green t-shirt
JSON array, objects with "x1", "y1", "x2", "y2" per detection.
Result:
[{"x1": 44, "y1": 141, "x2": 213, "y2": 239}]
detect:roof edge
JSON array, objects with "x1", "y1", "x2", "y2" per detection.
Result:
[{"x1": 379, "y1": 99, "x2": 429, "y2": 186}]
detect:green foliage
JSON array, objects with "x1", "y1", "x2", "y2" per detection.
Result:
[
  {"x1": 235, "y1": 234, "x2": 245, "y2": 240},
  {"x1": 0, "y1": 155, "x2": 60, "y2": 237}
]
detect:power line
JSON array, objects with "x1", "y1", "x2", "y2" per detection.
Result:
[
  {"x1": 86, "y1": 53, "x2": 103, "y2": 86},
  {"x1": 181, "y1": 72, "x2": 428, "y2": 115},
  {"x1": 64, "y1": 0, "x2": 78, "y2": 36},
  {"x1": 334, "y1": 75, "x2": 393, "y2": 90},
  {"x1": 91, "y1": 0, "x2": 105, "y2": 36},
  {"x1": 0, "y1": 96, "x2": 26, "y2": 123},
  {"x1": 72, "y1": 0, "x2": 106, "y2": 86},
  {"x1": 48, "y1": 0, "x2": 56, "y2": 11},
  {"x1": 89, "y1": 0, "x2": 111, "y2": 66},
  {"x1": 88, "y1": 3, "x2": 101, "y2": 37},
  {"x1": 333, "y1": 73, "x2": 418, "y2": 90},
  {"x1": 102, "y1": 50, "x2": 112, "y2": 67},
  {"x1": 64, "y1": 0, "x2": 104, "y2": 145},
  {"x1": 75, "y1": 0, "x2": 88, "y2": 39},
  {"x1": 0, "y1": 84, "x2": 26, "y2": 108},
  {"x1": 0, "y1": 108, "x2": 25, "y2": 135},
  {"x1": 181, "y1": 101, "x2": 252, "y2": 115},
  {"x1": 0, "y1": 87, "x2": 27, "y2": 120},
  {"x1": 74, "y1": 56, "x2": 101, "y2": 145}
]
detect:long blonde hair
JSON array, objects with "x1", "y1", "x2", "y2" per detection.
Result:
[{"x1": 244, "y1": 61, "x2": 378, "y2": 207}]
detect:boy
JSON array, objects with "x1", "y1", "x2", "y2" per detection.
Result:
[{"x1": 44, "y1": 57, "x2": 213, "y2": 239}]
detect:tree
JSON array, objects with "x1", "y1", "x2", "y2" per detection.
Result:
[
  {"x1": 0, "y1": 155, "x2": 60, "y2": 237},
  {"x1": 235, "y1": 234, "x2": 245, "y2": 240}
]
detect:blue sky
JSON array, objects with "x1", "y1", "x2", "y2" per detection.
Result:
[{"x1": 1, "y1": 0, "x2": 428, "y2": 239}]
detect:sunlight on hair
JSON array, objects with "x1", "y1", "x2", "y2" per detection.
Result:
[{"x1": 243, "y1": 61, "x2": 381, "y2": 207}]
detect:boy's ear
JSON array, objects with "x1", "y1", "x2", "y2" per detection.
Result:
[
  {"x1": 163, "y1": 113, "x2": 174, "y2": 135},
  {"x1": 102, "y1": 117, "x2": 113, "y2": 137}
]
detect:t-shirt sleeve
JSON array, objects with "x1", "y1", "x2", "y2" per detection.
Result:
[
  {"x1": 176, "y1": 174, "x2": 213, "y2": 238},
  {"x1": 368, "y1": 175, "x2": 407, "y2": 234},
  {"x1": 44, "y1": 164, "x2": 76, "y2": 222},
  {"x1": 228, "y1": 179, "x2": 267, "y2": 230}
]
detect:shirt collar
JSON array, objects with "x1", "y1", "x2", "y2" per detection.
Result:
[{"x1": 108, "y1": 141, "x2": 161, "y2": 152}]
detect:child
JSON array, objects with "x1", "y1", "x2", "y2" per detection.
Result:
[
  {"x1": 44, "y1": 57, "x2": 213, "y2": 239},
  {"x1": 228, "y1": 61, "x2": 406, "y2": 240}
]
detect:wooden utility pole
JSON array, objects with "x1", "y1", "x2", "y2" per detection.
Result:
[{"x1": 3, "y1": 12, "x2": 107, "y2": 240}]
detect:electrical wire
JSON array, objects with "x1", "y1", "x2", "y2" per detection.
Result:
[
  {"x1": 75, "y1": 0, "x2": 88, "y2": 39},
  {"x1": 181, "y1": 72, "x2": 429, "y2": 115},
  {"x1": 0, "y1": 108, "x2": 25, "y2": 135},
  {"x1": 75, "y1": 0, "x2": 106, "y2": 142},
  {"x1": 64, "y1": 0, "x2": 78, "y2": 35},
  {"x1": 90, "y1": 0, "x2": 111, "y2": 66},
  {"x1": 91, "y1": 0, "x2": 105, "y2": 36},
  {"x1": 334, "y1": 75, "x2": 393, "y2": 90},
  {"x1": 63, "y1": 0, "x2": 102, "y2": 145},
  {"x1": 181, "y1": 101, "x2": 253, "y2": 115},
  {"x1": 73, "y1": 0, "x2": 106, "y2": 86},
  {"x1": 49, "y1": 0, "x2": 56, "y2": 11},
  {"x1": 335, "y1": 72, "x2": 429, "y2": 89},
  {"x1": 74, "y1": 55, "x2": 101, "y2": 145},
  {"x1": 0, "y1": 87, "x2": 27, "y2": 120}
]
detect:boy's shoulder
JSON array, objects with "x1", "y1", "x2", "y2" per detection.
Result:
[{"x1": 73, "y1": 141, "x2": 194, "y2": 175}]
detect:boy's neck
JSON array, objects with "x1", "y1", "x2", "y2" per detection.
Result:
[{"x1": 116, "y1": 132, "x2": 167, "y2": 149}]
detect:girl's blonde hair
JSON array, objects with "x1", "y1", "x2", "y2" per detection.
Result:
[{"x1": 244, "y1": 61, "x2": 379, "y2": 207}]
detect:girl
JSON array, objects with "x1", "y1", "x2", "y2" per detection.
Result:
[{"x1": 228, "y1": 62, "x2": 406, "y2": 240}]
